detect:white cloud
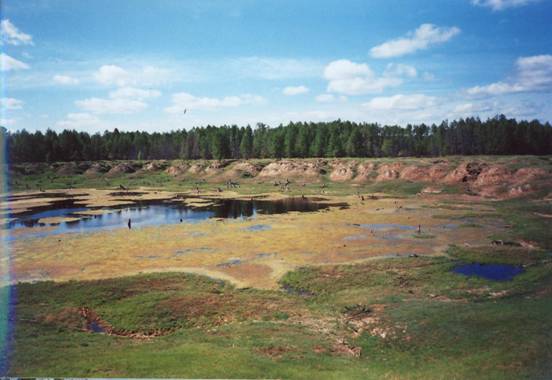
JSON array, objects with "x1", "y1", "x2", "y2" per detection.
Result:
[
  {"x1": 370, "y1": 24, "x2": 460, "y2": 58},
  {"x1": 76, "y1": 97, "x2": 147, "y2": 114},
  {"x1": 75, "y1": 85, "x2": 161, "y2": 115},
  {"x1": 0, "y1": 53, "x2": 29, "y2": 71},
  {"x1": 0, "y1": 118, "x2": 17, "y2": 127},
  {"x1": 230, "y1": 57, "x2": 323, "y2": 80},
  {"x1": 53, "y1": 74, "x2": 80, "y2": 85},
  {"x1": 1, "y1": 19, "x2": 33, "y2": 46},
  {"x1": 56, "y1": 113, "x2": 101, "y2": 130},
  {"x1": 165, "y1": 92, "x2": 265, "y2": 113},
  {"x1": 315, "y1": 94, "x2": 347, "y2": 103},
  {"x1": 94, "y1": 64, "x2": 171, "y2": 87},
  {"x1": 323, "y1": 59, "x2": 410, "y2": 95},
  {"x1": 467, "y1": 54, "x2": 552, "y2": 95},
  {"x1": 94, "y1": 65, "x2": 132, "y2": 86},
  {"x1": 384, "y1": 63, "x2": 417, "y2": 78},
  {"x1": 452, "y1": 102, "x2": 493, "y2": 114},
  {"x1": 471, "y1": 0, "x2": 539, "y2": 10},
  {"x1": 363, "y1": 94, "x2": 437, "y2": 111},
  {"x1": 109, "y1": 87, "x2": 161, "y2": 100},
  {"x1": 0, "y1": 97, "x2": 24, "y2": 110},
  {"x1": 282, "y1": 85, "x2": 309, "y2": 96}
]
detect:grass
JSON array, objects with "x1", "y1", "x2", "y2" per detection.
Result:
[
  {"x1": 493, "y1": 198, "x2": 552, "y2": 250},
  {"x1": 4, "y1": 156, "x2": 552, "y2": 378},
  {"x1": 6, "y1": 245, "x2": 552, "y2": 378}
]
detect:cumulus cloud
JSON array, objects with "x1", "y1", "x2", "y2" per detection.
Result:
[
  {"x1": 467, "y1": 54, "x2": 552, "y2": 95},
  {"x1": 109, "y1": 87, "x2": 161, "y2": 100},
  {"x1": 370, "y1": 24, "x2": 460, "y2": 58},
  {"x1": 0, "y1": 53, "x2": 29, "y2": 71},
  {"x1": 229, "y1": 57, "x2": 323, "y2": 80},
  {"x1": 363, "y1": 94, "x2": 437, "y2": 111},
  {"x1": 94, "y1": 65, "x2": 132, "y2": 86},
  {"x1": 282, "y1": 85, "x2": 309, "y2": 96},
  {"x1": 323, "y1": 59, "x2": 414, "y2": 95},
  {"x1": 315, "y1": 94, "x2": 347, "y2": 103},
  {"x1": 56, "y1": 113, "x2": 101, "y2": 129},
  {"x1": 94, "y1": 64, "x2": 170, "y2": 87},
  {"x1": 53, "y1": 74, "x2": 80, "y2": 85},
  {"x1": 75, "y1": 86, "x2": 160, "y2": 114},
  {"x1": 471, "y1": 0, "x2": 539, "y2": 10},
  {"x1": 76, "y1": 97, "x2": 147, "y2": 114},
  {"x1": 1, "y1": 19, "x2": 33, "y2": 46},
  {"x1": 384, "y1": 63, "x2": 417, "y2": 78},
  {"x1": 165, "y1": 92, "x2": 265, "y2": 113},
  {"x1": 0, "y1": 97, "x2": 24, "y2": 110}
]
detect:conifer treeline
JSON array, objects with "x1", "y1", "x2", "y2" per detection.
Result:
[{"x1": 3, "y1": 115, "x2": 552, "y2": 163}]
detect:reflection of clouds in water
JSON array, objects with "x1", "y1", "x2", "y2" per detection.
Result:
[
  {"x1": 217, "y1": 258, "x2": 242, "y2": 268},
  {"x1": 244, "y1": 224, "x2": 272, "y2": 232},
  {"x1": 174, "y1": 247, "x2": 215, "y2": 257},
  {"x1": 343, "y1": 234, "x2": 367, "y2": 241},
  {"x1": 7, "y1": 197, "x2": 337, "y2": 241}
]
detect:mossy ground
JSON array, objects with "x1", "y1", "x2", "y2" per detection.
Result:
[
  {"x1": 2, "y1": 156, "x2": 552, "y2": 378},
  {"x1": 6, "y1": 245, "x2": 552, "y2": 379}
]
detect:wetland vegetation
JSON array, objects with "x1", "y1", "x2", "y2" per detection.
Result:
[{"x1": 1, "y1": 154, "x2": 551, "y2": 378}]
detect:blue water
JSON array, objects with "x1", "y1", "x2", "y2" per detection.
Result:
[
  {"x1": 88, "y1": 321, "x2": 106, "y2": 333},
  {"x1": 4, "y1": 197, "x2": 341, "y2": 240},
  {"x1": 355, "y1": 223, "x2": 418, "y2": 231},
  {"x1": 452, "y1": 263, "x2": 524, "y2": 281},
  {"x1": 245, "y1": 224, "x2": 272, "y2": 232}
]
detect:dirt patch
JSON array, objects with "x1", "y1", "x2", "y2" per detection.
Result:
[
  {"x1": 330, "y1": 160, "x2": 357, "y2": 182},
  {"x1": 443, "y1": 162, "x2": 488, "y2": 184},
  {"x1": 84, "y1": 162, "x2": 111, "y2": 177},
  {"x1": 400, "y1": 165, "x2": 431, "y2": 182},
  {"x1": 107, "y1": 163, "x2": 139, "y2": 177},
  {"x1": 142, "y1": 160, "x2": 169, "y2": 172},
  {"x1": 473, "y1": 165, "x2": 513, "y2": 187},
  {"x1": 165, "y1": 162, "x2": 190, "y2": 177},
  {"x1": 188, "y1": 162, "x2": 207, "y2": 175},
  {"x1": 513, "y1": 167, "x2": 548, "y2": 184},
  {"x1": 420, "y1": 186, "x2": 443, "y2": 194},
  {"x1": 353, "y1": 162, "x2": 375, "y2": 183},
  {"x1": 258, "y1": 160, "x2": 325, "y2": 180},
  {"x1": 216, "y1": 263, "x2": 274, "y2": 288},
  {"x1": 376, "y1": 163, "x2": 402, "y2": 181},
  {"x1": 55, "y1": 162, "x2": 90, "y2": 176},
  {"x1": 428, "y1": 163, "x2": 450, "y2": 181},
  {"x1": 222, "y1": 161, "x2": 263, "y2": 180}
]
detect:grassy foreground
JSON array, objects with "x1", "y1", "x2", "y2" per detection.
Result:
[{"x1": 5, "y1": 241, "x2": 552, "y2": 379}]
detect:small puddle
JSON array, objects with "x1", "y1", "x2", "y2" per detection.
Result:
[
  {"x1": 88, "y1": 320, "x2": 106, "y2": 333},
  {"x1": 452, "y1": 263, "x2": 524, "y2": 281},
  {"x1": 245, "y1": 224, "x2": 272, "y2": 232},
  {"x1": 343, "y1": 234, "x2": 367, "y2": 241},
  {"x1": 353, "y1": 223, "x2": 418, "y2": 231}
]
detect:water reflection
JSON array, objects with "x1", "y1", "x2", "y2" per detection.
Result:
[{"x1": 4, "y1": 196, "x2": 346, "y2": 240}]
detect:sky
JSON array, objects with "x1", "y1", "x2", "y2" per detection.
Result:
[{"x1": 1, "y1": 0, "x2": 551, "y2": 133}]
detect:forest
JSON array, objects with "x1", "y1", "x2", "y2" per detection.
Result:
[{"x1": 2, "y1": 115, "x2": 552, "y2": 163}]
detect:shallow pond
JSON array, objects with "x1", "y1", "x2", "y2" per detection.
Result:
[
  {"x1": 452, "y1": 263, "x2": 524, "y2": 281},
  {"x1": 3, "y1": 196, "x2": 345, "y2": 240}
]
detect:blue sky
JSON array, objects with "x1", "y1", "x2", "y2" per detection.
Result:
[{"x1": 1, "y1": 0, "x2": 551, "y2": 132}]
